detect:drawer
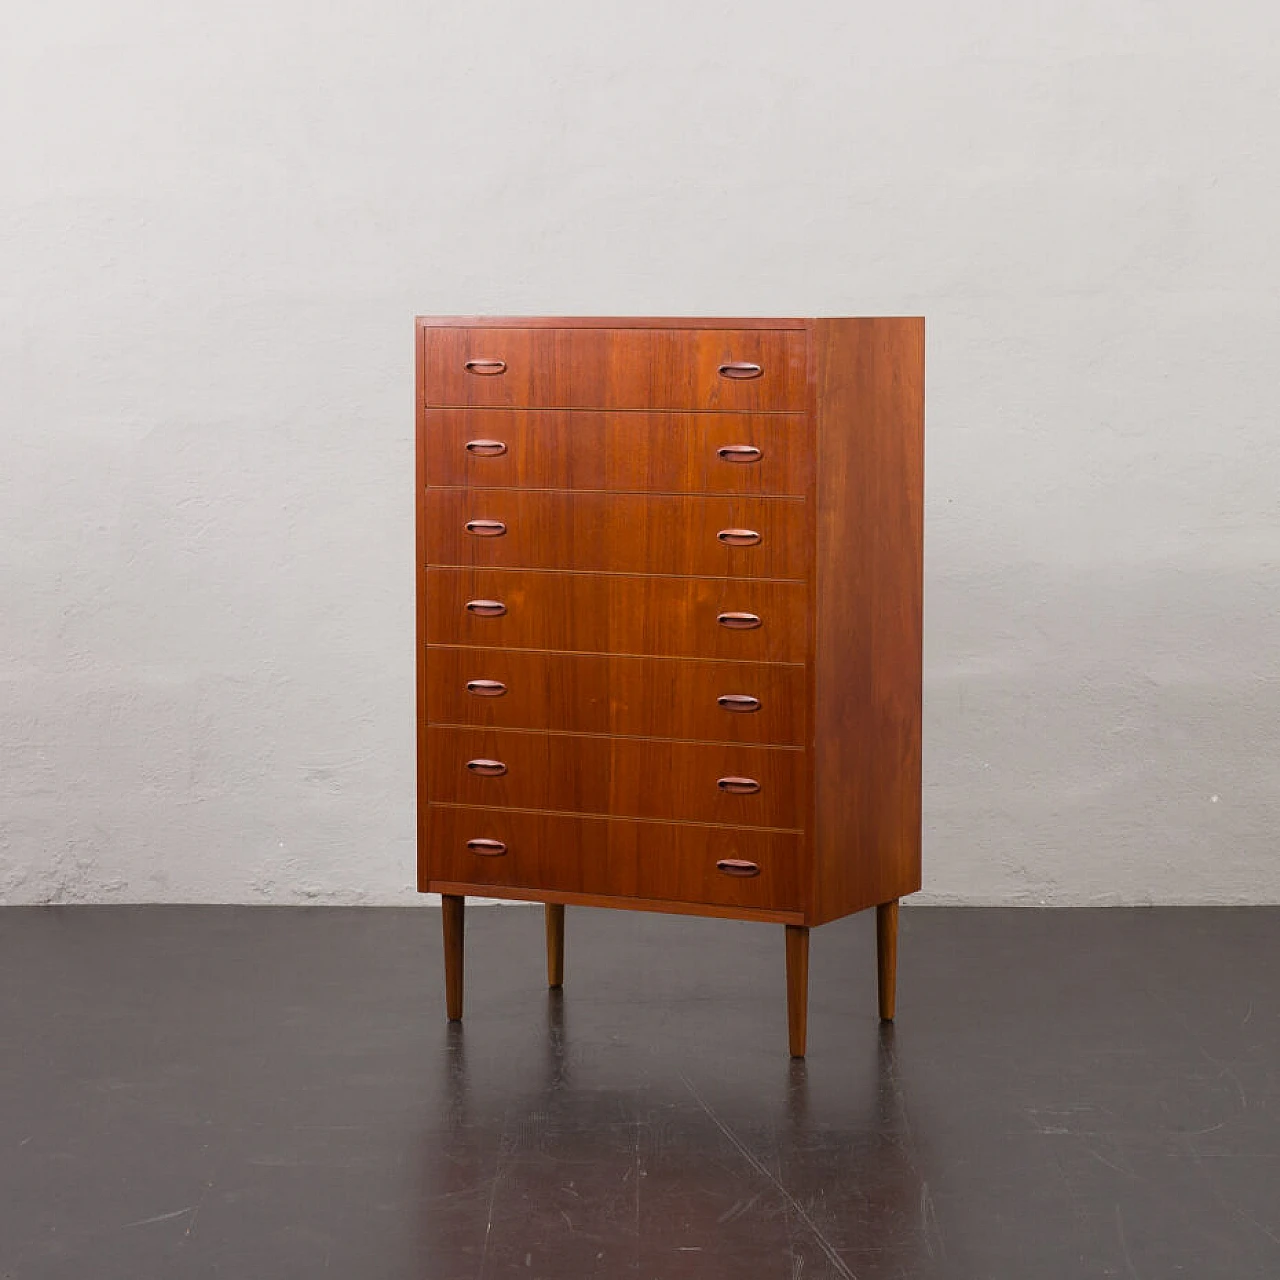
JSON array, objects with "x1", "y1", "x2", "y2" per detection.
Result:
[
  {"x1": 422, "y1": 805, "x2": 806, "y2": 912},
  {"x1": 425, "y1": 489, "x2": 808, "y2": 580},
  {"x1": 422, "y1": 409, "x2": 811, "y2": 497},
  {"x1": 425, "y1": 649, "x2": 806, "y2": 746},
  {"x1": 426, "y1": 727, "x2": 805, "y2": 830},
  {"x1": 425, "y1": 568, "x2": 808, "y2": 662},
  {"x1": 422, "y1": 327, "x2": 807, "y2": 411}
]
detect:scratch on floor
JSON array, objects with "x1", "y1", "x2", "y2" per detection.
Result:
[
  {"x1": 920, "y1": 1183, "x2": 941, "y2": 1259},
  {"x1": 1082, "y1": 1140, "x2": 1137, "y2": 1180},
  {"x1": 717, "y1": 1192, "x2": 763, "y2": 1224},
  {"x1": 1182, "y1": 1122, "x2": 1226, "y2": 1137},
  {"x1": 678, "y1": 1073, "x2": 856, "y2": 1280},
  {"x1": 1115, "y1": 1204, "x2": 1142, "y2": 1278},
  {"x1": 476, "y1": 1161, "x2": 502, "y2": 1276},
  {"x1": 1198, "y1": 1045, "x2": 1248, "y2": 1112},
  {"x1": 185, "y1": 1180, "x2": 214, "y2": 1238},
  {"x1": 1210, "y1": 1191, "x2": 1280, "y2": 1249},
  {"x1": 633, "y1": 1117, "x2": 643, "y2": 1247},
  {"x1": 124, "y1": 1207, "x2": 195, "y2": 1229}
]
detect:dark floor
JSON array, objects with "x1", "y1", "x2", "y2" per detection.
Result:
[{"x1": 1, "y1": 906, "x2": 1278, "y2": 1279}]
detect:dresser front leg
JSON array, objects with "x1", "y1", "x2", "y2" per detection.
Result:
[
  {"x1": 545, "y1": 904, "x2": 565, "y2": 988},
  {"x1": 785, "y1": 924, "x2": 810, "y2": 1058},
  {"x1": 442, "y1": 894, "x2": 465, "y2": 1021},
  {"x1": 876, "y1": 899, "x2": 899, "y2": 1021}
]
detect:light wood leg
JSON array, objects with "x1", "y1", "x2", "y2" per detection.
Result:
[
  {"x1": 785, "y1": 924, "x2": 810, "y2": 1058},
  {"x1": 876, "y1": 900, "x2": 899, "y2": 1021},
  {"x1": 442, "y1": 894, "x2": 464, "y2": 1021},
  {"x1": 545, "y1": 903, "x2": 565, "y2": 988}
]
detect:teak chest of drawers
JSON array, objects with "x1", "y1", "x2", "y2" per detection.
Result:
[{"x1": 415, "y1": 316, "x2": 924, "y2": 1056}]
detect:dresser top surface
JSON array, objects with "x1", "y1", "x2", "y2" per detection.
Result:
[{"x1": 416, "y1": 316, "x2": 923, "y2": 330}]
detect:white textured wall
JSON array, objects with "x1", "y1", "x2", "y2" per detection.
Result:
[{"x1": 2, "y1": 1, "x2": 1276, "y2": 905}]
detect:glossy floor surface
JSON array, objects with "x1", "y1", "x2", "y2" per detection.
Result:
[{"x1": 2, "y1": 906, "x2": 1278, "y2": 1279}]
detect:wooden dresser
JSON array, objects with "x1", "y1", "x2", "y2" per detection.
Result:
[{"x1": 415, "y1": 316, "x2": 923, "y2": 1055}]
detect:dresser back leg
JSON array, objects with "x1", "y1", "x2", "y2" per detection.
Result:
[
  {"x1": 876, "y1": 900, "x2": 899, "y2": 1021},
  {"x1": 442, "y1": 894, "x2": 465, "y2": 1021},
  {"x1": 785, "y1": 924, "x2": 810, "y2": 1057},
  {"x1": 545, "y1": 904, "x2": 565, "y2": 988}
]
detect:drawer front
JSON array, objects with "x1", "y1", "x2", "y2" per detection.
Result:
[
  {"x1": 423, "y1": 805, "x2": 806, "y2": 912},
  {"x1": 425, "y1": 649, "x2": 806, "y2": 746},
  {"x1": 422, "y1": 327, "x2": 808, "y2": 411},
  {"x1": 425, "y1": 568, "x2": 808, "y2": 662},
  {"x1": 422, "y1": 409, "x2": 811, "y2": 497},
  {"x1": 426, "y1": 727, "x2": 805, "y2": 830},
  {"x1": 425, "y1": 489, "x2": 808, "y2": 581}
]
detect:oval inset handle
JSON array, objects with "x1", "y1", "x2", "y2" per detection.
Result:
[
  {"x1": 465, "y1": 439, "x2": 508, "y2": 457},
  {"x1": 465, "y1": 599, "x2": 507, "y2": 617},
  {"x1": 464, "y1": 358, "x2": 507, "y2": 375},
  {"x1": 466, "y1": 838, "x2": 507, "y2": 856},
  {"x1": 466, "y1": 679, "x2": 508, "y2": 697},
  {"x1": 716, "y1": 858, "x2": 760, "y2": 877},
  {"x1": 717, "y1": 694, "x2": 761, "y2": 713},
  {"x1": 717, "y1": 444, "x2": 762, "y2": 463},
  {"x1": 717, "y1": 528, "x2": 761, "y2": 547},
  {"x1": 466, "y1": 758, "x2": 508, "y2": 777},
  {"x1": 717, "y1": 611, "x2": 761, "y2": 630},
  {"x1": 465, "y1": 519, "x2": 507, "y2": 538},
  {"x1": 718, "y1": 362, "x2": 763, "y2": 380},
  {"x1": 717, "y1": 776, "x2": 761, "y2": 795}
]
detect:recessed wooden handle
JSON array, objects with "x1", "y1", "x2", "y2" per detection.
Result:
[
  {"x1": 463, "y1": 359, "x2": 507, "y2": 375},
  {"x1": 466, "y1": 679, "x2": 507, "y2": 697},
  {"x1": 717, "y1": 444, "x2": 762, "y2": 463},
  {"x1": 465, "y1": 599, "x2": 507, "y2": 617},
  {"x1": 718, "y1": 362, "x2": 763, "y2": 380},
  {"x1": 465, "y1": 519, "x2": 507, "y2": 538},
  {"x1": 465, "y1": 439, "x2": 508, "y2": 457},
  {"x1": 717, "y1": 776, "x2": 761, "y2": 795},
  {"x1": 717, "y1": 694, "x2": 761, "y2": 713},
  {"x1": 466, "y1": 838, "x2": 507, "y2": 856},
  {"x1": 716, "y1": 858, "x2": 760, "y2": 877},
  {"x1": 717, "y1": 612, "x2": 761, "y2": 630},
  {"x1": 466, "y1": 758, "x2": 508, "y2": 777},
  {"x1": 717, "y1": 528, "x2": 761, "y2": 547}
]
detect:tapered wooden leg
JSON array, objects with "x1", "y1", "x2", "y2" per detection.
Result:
[
  {"x1": 545, "y1": 903, "x2": 565, "y2": 988},
  {"x1": 876, "y1": 899, "x2": 899, "y2": 1021},
  {"x1": 785, "y1": 924, "x2": 810, "y2": 1058},
  {"x1": 442, "y1": 894, "x2": 464, "y2": 1021}
]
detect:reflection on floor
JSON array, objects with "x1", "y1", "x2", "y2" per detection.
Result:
[{"x1": 1, "y1": 905, "x2": 1277, "y2": 1278}]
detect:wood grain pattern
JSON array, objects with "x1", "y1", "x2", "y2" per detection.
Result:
[
  {"x1": 423, "y1": 327, "x2": 808, "y2": 411},
  {"x1": 426, "y1": 726, "x2": 805, "y2": 829},
  {"x1": 425, "y1": 567, "x2": 808, "y2": 662},
  {"x1": 810, "y1": 318, "x2": 925, "y2": 922},
  {"x1": 421, "y1": 805, "x2": 806, "y2": 912},
  {"x1": 425, "y1": 882, "x2": 803, "y2": 923},
  {"x1": 422, "y1": 408, "x2": 811, "y2": 496},
  {"x1": 425, "y1": 648, "x2": 806, "y2": 746},
  {"x1": 418, "y1": 316, "x2": 809, "y2": 329},
  {"x1": 425, "y1": 488, "x2": 807, "y2": 580}
]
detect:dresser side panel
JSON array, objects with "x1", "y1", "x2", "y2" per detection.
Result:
[
  {"x1": 416, "y1": 323, "x2": 432, "y2": 889},
  {"x1": 811, "y1": 318, "x2": 924, "y2": 923}
]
